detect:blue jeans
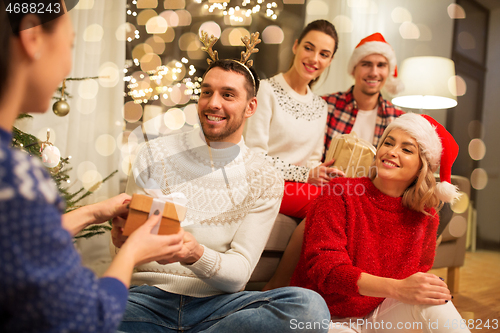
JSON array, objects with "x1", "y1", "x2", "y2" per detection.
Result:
[{"x1": 117, "y1": 285, "x2": 330, "y2": 333}]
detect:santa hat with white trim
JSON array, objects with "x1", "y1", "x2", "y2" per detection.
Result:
[
  {"x1": 347, "y1": 32, "x2": 404, "y2": 95},
  {"x1": 379, "y1": 113, "x2": 460, "y2": 203}
]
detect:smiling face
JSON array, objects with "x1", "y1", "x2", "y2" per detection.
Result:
[
  {"x1": 198, "y1": 66, "x2": 257, "y2": 145},
  {"x1": 352, "y1": 53, "x2": 390, "y2": 97},
  {"x1": 291, "y1": 30, "x2": 335, "y2": 84},
  {"x1": 374, "y1": 128, "x2": 422, "y2": 191}
]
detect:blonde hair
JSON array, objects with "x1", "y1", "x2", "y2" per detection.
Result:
[{"x1": 370, "y1": 133, "x2": 443, "y2": 215}]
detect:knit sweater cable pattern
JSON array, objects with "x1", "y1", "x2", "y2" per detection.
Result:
[
  {"x1": 290, "y1": 177, "x2": 439, "y2": 318},
  {"x1": 245, "y1": 73, "x2": 328, "y2": 183},
  {"x1": 125, "y1": 128, "x2": 284, "y2": 297}
]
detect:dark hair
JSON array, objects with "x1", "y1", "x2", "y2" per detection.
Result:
[
  {"x1": 0, "y1": 0, "x2": 63, "y2": 100},
  {"x1": 203, "y1": 59, "x2": 260, "y2": 99},
  {"x1": 293, "y1": 19, "x2": 339, "y2": 87}
]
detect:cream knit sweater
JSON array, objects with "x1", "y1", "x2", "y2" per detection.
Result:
[
  {"x1": 124, "y1": 128, "x2": 284, "y2": 297},
  {"x1": 245, "y1": 73, "x2": 328, "y2": 183}
]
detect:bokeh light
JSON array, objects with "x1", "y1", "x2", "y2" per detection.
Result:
[
  {"x1": 77, "y1": 161, "x2": 97, "y2": 182},
  {"x1": 470, "y1": 168, "x2": 488, "y2": 190},
  {"x1": 82, "y1": 170, "x2": 103, "y2": 192},
  {"x1": 146, "y1": 16, "x2": 169, "y2": 34},
  {"x1": 78, "y1": 80, "x2": 99, "y2": 99},
  {"x1": 306, "y1": 0, "x2": 329, "y2": 16},
  {"x1": 176, "y1": 10, "x2": 192, "y2": 26},
  {"x1": 391, "y1": 7, "x2": 412, "y2": 23},
  {"x1": 157, "y1": 28, "x2": 175, "y2": 43},
  {"x1": 143, "y1": 105, "x2": 163, "y2": 123},
  {"x1": 199, "y1": 21, "x2": 221, "y2": 39},
  {"x1": 468, "y1": 138, "x2": 486, "y2": 161},
  {"x1": 468, "y1": 120, "x2": 484, "y2": 139},
  {"x1": 448, "y1": 216, "x2": 467, "y2": 238},
  {"x1": 448, "y1": 4, "x2": 466, "y2": 19},
  {"x1": 458, "y1": 31, "x2": 475, "y2": 50},
  {"x1": 99, "y1": 62, "x2": 120, "y2": 88},
  {"x1": 451, "y1": 191, "x2": 469, "y2": 214},
  {"x1": 95, "y1": 134, "x2": 117, "y2": 157},
  {"x1": 332, "y1": 15, "x2": 352, "y2": 33},
  {"x1": 132, "y1": 43, "x2": 154, "y2": 62},
  {"x1": 75, "y1": 96, "x2": 97, "y2": 115},
  {"x1": 399, "y1": 22, "x2": 420, "y2": 39},
  {"x1": 137, "y1": 0, "x2": 158, "y2": 9},
  {"x1": 137, "y1": 9, "x2": 158, "y2": 25},
  {"x1": 123, "y1": 101, "x2": 143, "y2": 123},
  {"x1": 140, "y1": 53, "x2": 162, "y2": 72},
  {"x1": 160, "y1": 10, "x2": 179, "y2": 27},
  {"x1": 164, "y1": 0, "x2": 185, "y2": 10},
  {"x1": 416, "y1": 24, "x2": 432, "y2": 41},
  {"x1": 116, "y1": 23, "x2": 136, "y2": 41},
  {"x1": 83, "y1": 24, "x2": 104, "y2": 42},
  {"x1": 450, "y1": 75, "x2": 467, "y2": 97},
  {"x1": 262, "y1": 26, "x2": 284, "y2": 44},
  {"x1": 184, "y1": 104, "x2": 199, "y2": 125},
  {"x1": 164, "y1": 108, "x2": 186, "y2": 130},
  {"x1": 179, "y1": 32, "x2": 201, "y2": 51},
  {"x1": 145, "y1": 35, "x2": 166, "y2": 54}
]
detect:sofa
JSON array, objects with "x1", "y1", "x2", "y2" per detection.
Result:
[{"x1": 247, "y1": 175, "x2": 471, "y2": 293}]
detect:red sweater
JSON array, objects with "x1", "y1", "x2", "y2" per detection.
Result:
[{"x1": 290, "y1": 177, "x2": 439, "y2": 318}]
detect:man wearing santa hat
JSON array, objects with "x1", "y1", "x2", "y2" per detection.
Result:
[{"x1": 322, "y1": 32, "x2": 405, "y2": 160}]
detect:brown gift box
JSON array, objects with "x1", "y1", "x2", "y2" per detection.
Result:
[
  {"x1": 325, "y1": 132, "x2": 376, "y2": 178},
  {"x1": 123, "y1": 194, "x2": 187, "y2": 236}
]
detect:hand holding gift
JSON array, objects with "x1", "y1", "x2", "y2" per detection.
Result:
[
  {"x1": 324, "y1": 132, "x2": 376, "y2": 178},
  {"x1": 307, "y1": 159, "x2": 346, "y2": 186}
]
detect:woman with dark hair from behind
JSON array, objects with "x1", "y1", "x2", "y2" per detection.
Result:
[{"x1": 0, "y1": 2, "x2": 185, "y2": 332}]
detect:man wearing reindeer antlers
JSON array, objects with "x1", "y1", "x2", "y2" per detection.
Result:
[{"x1": 111, "y1": 31, "x2": 330, "y2": 333}]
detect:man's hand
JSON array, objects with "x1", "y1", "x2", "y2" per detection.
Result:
[
  {"x1": 157, "y1": 232, "x2": 204, "y2": 265},
  {"x1": 393, "y1": 272, "x2": 451, "y2": 305},
  {"x1": 111, "y1": 215, "x2": 128, "y2": 249},
  {"x1": 307, "y1": 159, "x2": 345, "y2": 186}
]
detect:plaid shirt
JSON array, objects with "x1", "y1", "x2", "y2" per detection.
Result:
[{"x1": 322, "y1": 86, "x2": 404, "y2": 161}]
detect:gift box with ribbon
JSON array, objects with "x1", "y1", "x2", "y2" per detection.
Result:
[
  {"x1": 123, "y1": 180, "x2": 188, "y2": 236},
  {"x1": 325, "y1": 132, "x2": 376, "y2": 178}
]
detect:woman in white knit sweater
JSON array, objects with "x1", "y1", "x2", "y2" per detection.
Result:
[{"x1": 245, "y1": 20, "x2": 343, "y2": 218}]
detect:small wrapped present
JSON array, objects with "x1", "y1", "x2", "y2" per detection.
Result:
[
  {"x1": 123, "y1": 193, "x2": 187, "y2": 236},
  {"x1": 325, "y1": 132, "x2": 376, "y2": 178}
]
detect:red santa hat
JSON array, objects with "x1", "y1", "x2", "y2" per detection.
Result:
[
  {"x1": 380, "y1": 113, "x2": 460, "y2": 203},
  {"x1": 347, "y1": 32, "x2": 404, "y2": 95}
]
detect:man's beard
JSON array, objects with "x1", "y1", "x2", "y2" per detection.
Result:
[{"x1": 200, "y1": 108, "x2": 245, "y2": 142}]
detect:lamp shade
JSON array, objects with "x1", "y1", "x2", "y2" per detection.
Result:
[{"x1": 392, "y1": 56, "x2": 458, "y2": 110}]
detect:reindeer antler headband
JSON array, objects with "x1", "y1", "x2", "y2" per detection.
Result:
[{"x1": 200, "y1": 30, "x2": 261, "y2": 95}]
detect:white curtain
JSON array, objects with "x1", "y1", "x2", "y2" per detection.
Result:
[{"x1": 17, "y1": 0, "x2": 126, "y2": 275}]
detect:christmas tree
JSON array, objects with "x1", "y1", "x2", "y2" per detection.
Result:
[{"x1": 13, "y1": 89, "x2": 117, "y2": 240}]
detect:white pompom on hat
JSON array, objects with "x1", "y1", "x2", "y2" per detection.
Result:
[
  {"x1": 379, "y1": 113, "x2": 460, "y2": 203},
  {"x1": 347, "y1": 32, "x2": 404, "y2": 95}
]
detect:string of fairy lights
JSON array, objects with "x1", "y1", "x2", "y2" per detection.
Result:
[{"x1": 124, "y1": 0, "x2": 283, "y2": 105}]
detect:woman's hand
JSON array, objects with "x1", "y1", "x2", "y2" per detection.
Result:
[
  {"x1": 88, "y1": 193, "x2": 131, "y2": 225},
  {"x1": 104, "y1": 212, "x2": 185, "y2": 287},
  {"x1": 307, "y1": 159, "x2": 345, "y2": 186},
  {"x1": 393, "y1": 272, "x2": 451, "y2": 305},
  {"x1": 120, "y1": 212, "x2": 185, "y2": 266},
  {"x1": 62, "y1": 193, "x2": 131, "y2": 236}
]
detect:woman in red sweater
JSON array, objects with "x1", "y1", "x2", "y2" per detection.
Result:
[{"x1": 291, "y1": 113, "x2": 471, "y2": 332}]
